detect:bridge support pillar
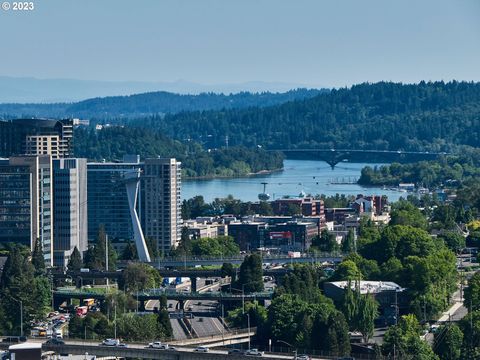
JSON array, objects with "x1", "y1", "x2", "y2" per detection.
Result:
[
  {"x1": 53, "y1": 296, "x2": 66, "y2": 311},
  {"x1": 190, "y1": 277, "x2": 197, "y2": 292},
  {"x1": 139, "y1": 300, "x2": 146, "y2": 312}
]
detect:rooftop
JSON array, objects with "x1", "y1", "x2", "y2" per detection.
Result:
[
  {"x1": 328, "y1": 280, "x2": 405, "y2": 294},
  {"x1": 9, "y1": 342, "x2": 42, "y2": 350}
]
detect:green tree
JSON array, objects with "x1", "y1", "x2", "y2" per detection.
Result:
[
  {"x1": 68, "y1": 246, "x2": 83, "y2": 271},
  {"x1": 237, "y1": 253, "x2": 264, "y2": 293},
  {"x1": 159, "y1": 295, "x2": 168, "y2": 310},
  {"x1": 84, "y1": 225, "x2": 118, "y2": 271},
  {"x1": 383, "y1": 314, "x2": 438, "y2": 359},
  {"x1": 330, "y1": 260, "x2": 362, "y2": 281},
  {"x1": 465, "y1": 273, "x2": 480, "y2": 312},
  {"x1": 433, "y1": 324, "x2": 463, "y2": 360},
  {"x1": 146, "y1": 237, "x2": 159, "y2": 259},
  {"x1": 342, "y1": 229, "x2": 356, "y2": 253},
  {"x1": 342, "y1": 282, "x2": 379, "y2": 343},
  {"x1": 0, "y1": 245, "x2": 51, "y2": 335},
  {"x1": 157, "y1": 309, "x2": 173, "y2": 339},
  {"x1": 390, "y1": 200, "x2": 428, "y2": 230},
  {"x1": 312, "y1": 230, "x2": 339, "y2": 252},
  {"x1": 221, "y1": 262, "x2": 236, "y2": 282},
  {"x1": 227, "y1": 302, "x2": 267, "y2": 328},
  {"x1": 121, "y1": 241, "x2": 137, "y2": 261},
  {"x1": 438, "y1": 231, "x2": 466, "y2": 253},
  {"x1": 31, "y1": 238, "x2": 45, "y2": 274},
  {"x1": 177, "y1": 226, "x2": 192, "y2": 256},
  {"x1": 120, "y1": 263, "x2": 161, "y2": 292}
]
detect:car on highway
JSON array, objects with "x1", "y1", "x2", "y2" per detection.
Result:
[
  {"x1": 148, "y1": 341, "x2": 169, "y2": 350},
  {"x1": 101, "y1": 339, "x2": 127, "y2": 347},
  {"x1": 245, "y1": 348, "x2": 263, "y2": 356},
  {"x1": 45, "y1": 338, "x2": 65, "y2": 345},
  {"x1": 296, "y1": 355, "x2": 311, "y2": 360},
  {"x1": 228, "y1": 349, "x2": 244, "y2": 355},
  {"x1": 194, "y1": 346, "x2": 209, "y2": 352}
]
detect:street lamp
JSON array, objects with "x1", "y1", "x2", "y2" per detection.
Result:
[{"x1": 276, "y1": 340, "x2": 297, "y2": 359}]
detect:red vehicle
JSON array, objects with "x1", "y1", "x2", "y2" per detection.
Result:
[{"x1": 76, "y1": 306, "x2": 88, "y2": 317}]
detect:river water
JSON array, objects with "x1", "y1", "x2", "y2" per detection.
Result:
[{"x1": 182, "y1": 159, "x2": 405, "y2": 203}]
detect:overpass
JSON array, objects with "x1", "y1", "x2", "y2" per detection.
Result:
[
  {"x1": 147, "y1": 254, "x2": 342, "y2": 268},
  {"x1": 53, "y1": 288, "x2": 274, "y2": 310},
  {"x1": 51, "y1": 267, "x2": 296, "y2": 291}
]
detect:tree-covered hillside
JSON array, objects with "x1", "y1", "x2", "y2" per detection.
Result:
[
  {"x1": 74, "y1": 126, "x2": 284, "y2": 178},
  {"x1": 0, "y1": 88, "x2": 323, "y2": 119},
  {"x1": 139, "y1": 81, "x2": 480, "y2": 152}
]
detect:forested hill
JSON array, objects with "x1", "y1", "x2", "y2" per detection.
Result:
[
  {"x1": 139, "y1": 81, "x2": 480, "y2": 152},
  {"x1": 0, "y1": 88, "x2": 324, "y2": 119}
]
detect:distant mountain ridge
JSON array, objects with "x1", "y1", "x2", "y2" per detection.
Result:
[
  {"x1": 0, "y1": 75, "x2": 322, "y2": 103},
  {"x1": 0, "y1": 88, "x2": 326, "y2": 119}
]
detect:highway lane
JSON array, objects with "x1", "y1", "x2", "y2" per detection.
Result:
[{"x1": 2, "y1": 338, "x2": 325, "y2": 359}]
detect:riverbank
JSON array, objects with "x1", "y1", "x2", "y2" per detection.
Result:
[{"x1": 183, "y1": 167, "x2": 283, "y2": 181}]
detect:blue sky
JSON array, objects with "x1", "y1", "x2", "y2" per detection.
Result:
[{"x1": 0, "y1": 0, "x2": 479, "y2": 87}]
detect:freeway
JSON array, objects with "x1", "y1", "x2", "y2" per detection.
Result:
[
  {"x1": 1, "y1": 339, "x2": 326, "y2": 360},
  {"x1": 148, "y1": 254, "x2": 342, "y2": 267}
]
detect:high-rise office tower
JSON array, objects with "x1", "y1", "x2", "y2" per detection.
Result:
[
  {"x1": 87, "y1": 156, "x2": 144, "y2": 243},
  {"x1": 87, "y1": 156, "x2": 181, "y2": 259},
  {"x1": 0, "y1": 118, "x2": 74, "y2": 158},
  {"x1": 0, "y1": 155, "x2": 53, "y2": 265},
  {"x1": 144, "y1": 158, "x2": 182, "y2": 254},
  {"x1": 52, "y1": 158, "x2": 88, "y2": 267}
]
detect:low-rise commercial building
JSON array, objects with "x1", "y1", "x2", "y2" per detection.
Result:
[{"x1": 324, "y1": 280, "x2": 407, "y2": 326}]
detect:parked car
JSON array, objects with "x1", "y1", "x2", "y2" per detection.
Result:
[
  {"x1": 245, "y1": 348, "x2": 263, "y2": 356},
  {"x1": 194, "y1": 346, "x2": 209, "y2": 352}
]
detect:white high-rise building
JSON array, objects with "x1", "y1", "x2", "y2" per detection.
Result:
[
  {"x1": 144, "y1": 158, "x2": 182, "y2": 254},
  {"x1": 52, "y1": 158, "x2": 88, "y2": 267}
]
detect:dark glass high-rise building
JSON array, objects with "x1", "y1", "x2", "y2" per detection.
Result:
[
  {"x1": 0, "y1": 118, "x2": 73, "y2": 158},
  {"x1": 87, "y1": 156, "x2": 145, "y2": 242},
  {"x1": 0, "y1": 155, "x2": 53, "y2": 265},
  {"x1": 87, "y1": 155, "x2": 181, "y2": 259}
]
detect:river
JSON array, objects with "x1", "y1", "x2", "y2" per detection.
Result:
[{"x1": 182, "y1": 159, "x2": 406, "y2": 203}]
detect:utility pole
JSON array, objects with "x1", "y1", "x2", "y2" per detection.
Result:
[
  {"x1": 247, "y1": 313, "x2": 251, "y2": 350},
  {"x1": 221, "y1": 304, "x2": 225, "y2": 346},
  {"x1": 105, "y1": 234, "x2": 109, "y2": 290},
  {"x1": 114, "y1": 302, "x2": 117, "y2": 339}
]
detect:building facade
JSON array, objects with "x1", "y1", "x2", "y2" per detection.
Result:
[
  {"x1": 87, "y1": 156, "x2": 181, "y2": 258},
  {"x1": 87, "y1": 156, "x2": 144, "y2": 242},
  {"x1": 144, "y1": 158, "x2": 182, "y2": 254},
  {"x1": 0, "y1": 119, "x2": 74, "y2": 158},
  {"x1": 0, "y1": 155, "x2": 53, "y2": 265},
  {"x1": 52, "y1": 158, "x2": 88, "y2": 267}
]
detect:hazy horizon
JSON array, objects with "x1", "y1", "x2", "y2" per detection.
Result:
[{"x1": 0, "y1": 0, "x2": 478, "y2": 93}]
